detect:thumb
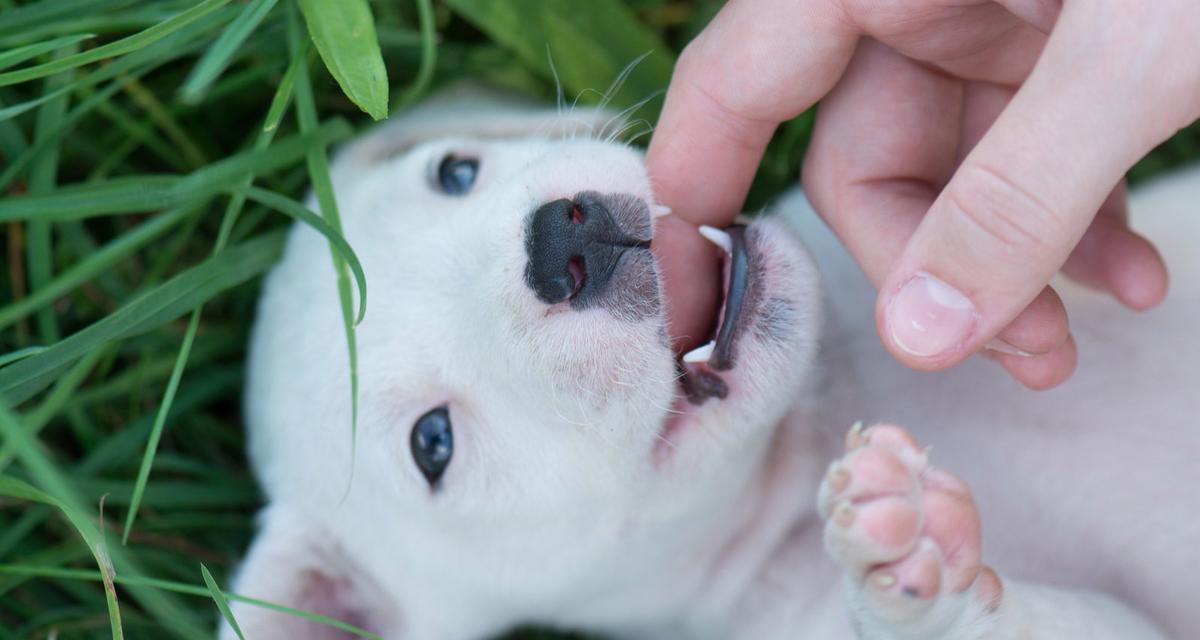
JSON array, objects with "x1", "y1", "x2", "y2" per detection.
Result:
[{"x1": 876, "y1": 2, "x2": 1187, "y2": 369}]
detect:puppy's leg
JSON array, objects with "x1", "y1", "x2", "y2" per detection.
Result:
[{"x1": 818, "y1": 423, "x2": 1165, "y2": 640}]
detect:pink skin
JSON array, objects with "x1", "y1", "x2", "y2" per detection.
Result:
[
  {"x1": 647, "y1": 0, "x2": 1199, "y2": 387},
  {"x1": 819, "y1": 424, "x2": 1003, "y2": 615}
]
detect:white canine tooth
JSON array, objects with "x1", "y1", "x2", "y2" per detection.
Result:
[
  {"x1": 682, "y1": 341, "x2": 716, "y2": 364},
  {"x1": 650, "y1": 203, "x2": 671, "y2": 218},
  {"x1": 698, "y1": 225, "x2": 732, "y2": 254}
]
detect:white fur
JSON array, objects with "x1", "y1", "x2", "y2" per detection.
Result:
[{"x1": 225, "y1": 91, "x2": 1200, "y2": 639}]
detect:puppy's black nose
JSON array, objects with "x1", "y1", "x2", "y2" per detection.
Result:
[{"x1": 524, "y1": 191, "x2": 651, "y2": 306}]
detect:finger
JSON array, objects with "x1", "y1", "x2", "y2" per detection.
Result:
[
  {"x1": 646, "y1": 0, "x2": 857, "y2": 227},
  {"x1": 1062, "y1": 183, "x2": 1169, "y2": 310},
  {"x1": 963, "y1": 87, "x2": 1167, "y2": 312},
  {"x1": 961, "y1": 82, "x2": 1074, "y2": 368},
  {"x1": 842, "y1": 0, "x2": 1048, "y2": 85},
  {"x1": 803, "y1": 39, "x2": 962, "y2": 286},
  {"x1": 876, "y1": 1, "x2": 1186, "y2": 372},
  {"x1": 806, "y1": 49, "x2": 1074, "y2": 388},
  {"x1": 989, "y1": 333, "x2": 1078, "y2": 391}
]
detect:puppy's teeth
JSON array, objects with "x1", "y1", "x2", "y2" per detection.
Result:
[
  {"x1": 650, "y1": 203, "x2": 671, "y2": 218},
  {"x1": 698, "y1": 225, "x2": 733, "y2": 254},
  {"x1": 682, "y1": 341, "x2": 716, "y2": 364}
]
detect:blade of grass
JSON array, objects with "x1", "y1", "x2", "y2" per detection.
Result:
[
  {"x1": 296, "y1": 0, "x2": 388, "y2": 119},
  {"x1": 240, "y1": 186, "x2": 366, "y2": 324},
  {"x1": 0, "y1": 0, "x2": 123, "y2": 40},
  {"x1": 0, "y1": 120, "x2": 353, "y2": 222},
  {"x1": 444, "y1": 0, "x2": 674, "y2": 112},
  {"x1": 0, "y1": 5, "x2": 229, "y2": 125},
  {"x1": 262, "y1": 44, "x2": 306, "y2": 133},
  {"x1": 0, "y1": 413, "x2": 208, "y2": 640},
  {"x1": 26, "y1": 42, "x2": 79, "y2": 346},
  {"x1": 0, "y1": 33, "x2": 95, "y2": 71},
  {"x1": 0, "y1": 441, "x2": 124, "y2": 639},
  {"x1": 0, "y1": 345, "x2": 109, "y2": 471},
  {"x1": 0, "y1": 186, "x2": 364, "y2": 408},
  {"x1": 118, "y1": 43, "x2": 308, "y2": 540},
  {"x1": 120, "y1": 309, "x2": 199, "y2": 544},
  {"x1": 120, "y1": 75, "x2": 208, "y2": 169},
  {"x1": 290, "y1": 6, "x2": 361, "y2": 464},
  {"x1": 0, "y1": 201, "x2": 189, "y2": 330},
  {"x1": 0, "y1": 0, "x2": 233, "y2": 88},
  {"x1": 179, "y1": 0, "x2": 279, "y2": 104},
  {"x1": 0, "y1": 346, "x2": 48, "y2": 368},
  {"x1": 0, "y1": 564, "x2": 382, "y2": 639},
  {"x1": 200, "y1": 563, "x2": 245, "y2": 640},
  {"x1": 0, "y1": 30, "x2": 211, "y2": 191},
  {"x1": 393, "y1": 0, "x2": 436, "y2": 110},
  {"x1": 0, "y1": 230, "x2": 285, "y2": 406}
]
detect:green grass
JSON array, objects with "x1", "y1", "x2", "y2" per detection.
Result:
[{"x1": 0, "y1": 1, "x2": 1197, "y2": 638}]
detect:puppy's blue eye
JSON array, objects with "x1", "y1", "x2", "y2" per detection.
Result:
[
  {"x1": 411, "y1": 407, "x2": 453, "y2": 487},
  {"x1": 436, "y1": 154, "x2": 478, "y2": 195}
]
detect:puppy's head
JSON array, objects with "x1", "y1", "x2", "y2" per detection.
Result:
[{"x1": 234, "y1": 87, "x2": 822, "y2": 634}]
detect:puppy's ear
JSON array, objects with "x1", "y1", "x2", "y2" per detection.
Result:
[
  {"x1": 329, "y1": 83, "x2": 617, "y2": 186},
  {"x1": 221, "y1": 507, "x2": 397, "y2": 640}
]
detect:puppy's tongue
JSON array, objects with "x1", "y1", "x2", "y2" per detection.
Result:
[{"x1": 651, "y1": 215, "x2": 722, "y2": 355}]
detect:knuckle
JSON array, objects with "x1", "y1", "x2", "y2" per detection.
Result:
[{"x1": 945, "y1": 163, "x2": 1065, "y2": 255}]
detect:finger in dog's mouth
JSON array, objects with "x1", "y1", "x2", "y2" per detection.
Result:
[{"x1": 676, "y1": 225, "x2": 751, "y2": 405}]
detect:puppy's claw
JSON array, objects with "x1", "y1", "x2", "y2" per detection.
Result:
[
  {"x1": 698, "y1": 225, "x2": 733, "y2": 254},
  {"x1": 846, "y1": 420, "x2": 867, "y2": 450},
  {"x1": 650, "y1": 203, "x2": 671, "y2": 218},
  {"x1": 826, "y1": 461, "x2": 851, "y2": 493},
  {"x1": 833, "y1": 500, "x2": 855, "y2": 528},
  {"x1": 871, "y1": 572, "x2": 897, "y2": 589}
]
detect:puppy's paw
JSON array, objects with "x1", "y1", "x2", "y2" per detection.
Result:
[{"x1": 818, "y1": 423, "x2": 1003, "y2": 638}]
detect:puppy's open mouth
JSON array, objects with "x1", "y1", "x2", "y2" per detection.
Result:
[{"x1": 675, "y1": 225, "x2": 752, "y2": 405}]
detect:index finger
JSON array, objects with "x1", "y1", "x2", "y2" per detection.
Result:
[{"x1": 645, "y1": 0, "x2": 857, "y2": 226}]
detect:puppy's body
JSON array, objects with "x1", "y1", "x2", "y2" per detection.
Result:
[{"x1": 226, "y1": 93, "x2": 1200, "y2": 639}]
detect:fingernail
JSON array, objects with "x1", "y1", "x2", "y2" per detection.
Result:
[{"x1": 886, "y1": 273, "x2": 978, "y2": 359}]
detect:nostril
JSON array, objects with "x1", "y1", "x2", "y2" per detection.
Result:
[
  {"x1": 525, "y1": 193, "x2": 647, "y2": 306},
  {"x1": 567, "y1": 256, "x2": 586, "y2": 298}
]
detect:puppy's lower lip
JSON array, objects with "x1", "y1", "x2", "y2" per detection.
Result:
[
  {"x1": 709, "y1": 226, "x2": 749, "y2": 371},
  {"x1": 675, "y1": 224, "x2": 752, "y2": 404}
]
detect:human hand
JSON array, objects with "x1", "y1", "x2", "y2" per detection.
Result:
[{"x1": 647, "y1": 0, "x2": 1200, "y2": 389}]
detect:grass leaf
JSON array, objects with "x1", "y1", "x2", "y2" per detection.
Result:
[
  {"x1": 290, "y1": 6, "x2": 362, "y2": 470},
  {"x1": 0, "y1": 120, "x2": 353, "y2": 222},
  {"x1": 296, "y1": 0, "x2": 388, "y2": 120},
  {"x1": 179, "y1": 0, "x2": 279, "y2": 103},
  {"x1": 0, "y1": 33, "x2": 94, "y2": 71},
  {"x1": 0, "y1": 563, "x2": 382, "y2": 639},
  {"x1": 0, "y1": 231, "x2": 285, "y2": 406},
  {"x1": 0, "y1": 0, "x2": 233, "y2": 88},
  {"x1": 443, "y1": 0, "x2": 674, "y2": 113},
  {"x1": 201, "y1": 563, "x2": 245, "y2": 640}
]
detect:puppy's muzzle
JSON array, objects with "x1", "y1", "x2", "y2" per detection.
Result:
[{"x1": 524, "y1": 191, "x2": 653, "y2": 308}]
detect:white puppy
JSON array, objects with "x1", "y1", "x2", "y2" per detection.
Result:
[{"x1": 225, "y1": 90, "x2": 1200, "y2": 640}]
